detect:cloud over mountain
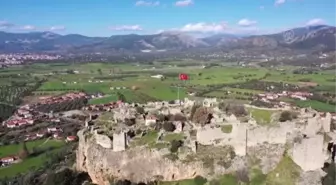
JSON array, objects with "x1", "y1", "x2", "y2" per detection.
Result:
[
  {"x1": 50, "y1": 26, "x2": 66, "y2": 31},
  {"x1": 0, "y1": 21, "x2": 15, "y2": 29},
  {"x1": 306, "y1": 18, "x2": 326, "y2": 26},
  {"x1": 109, "y1": 25, "x2": 143, "y2": 31},
  {"x1": 237, "y1": 19, "x2": 257, "y2": 27}
]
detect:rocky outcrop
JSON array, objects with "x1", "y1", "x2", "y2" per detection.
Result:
[{"x1": 76, "y1": 129, "x2": 207, "y2": 185}]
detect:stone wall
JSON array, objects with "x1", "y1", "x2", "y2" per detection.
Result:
[
  {"x1": 113, "y1": 132, "x2": 126, "y2": 152},
  {"x1": 290, "y1": 135, "x2": 325, "y2": 171},
  {"x1": 76, "y1": 129, "x2": 208, "y2": 185}
]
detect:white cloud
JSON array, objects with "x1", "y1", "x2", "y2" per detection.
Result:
[
  {"x1": 173, "y1": 21, "x2": 261, "y2": 35},
  {"x1": 135, "y1": 1, "x2": 160, "y2": 6},
  {"x1": 275, "y1": 0, "x2": 286, "y2": 6},
  {"x1": 237, "y1": 19, "x2": 257, "y2": 27},
  {"x1": 305, "y1": 18, "x2": 326, "y2": 26},
  {"x1": 180, "y1": 22, "x2": 227, "y2": 32},
  {"x1": 0, "y1": 21, "x2": 15, "y2": 29},
  {"x1": 175, "y1": 0, "x2": 193, "y2": 7},
  {"x1": 50, "y1": 26, "x2": 65, "y2": 31},
  {"x1": 21, "y1": 25, "x2": 36, "y2": 30},
  {"x1": 109, "y1": 25, "x2": 143, "y2": 31}
]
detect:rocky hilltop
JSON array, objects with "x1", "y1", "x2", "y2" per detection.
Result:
[
  {"x1": 76, "y1": 129, "x2": 207, "y2": 185},
  {"x1": 75, "y1": 98, "x2": 336, "y2": 185}
]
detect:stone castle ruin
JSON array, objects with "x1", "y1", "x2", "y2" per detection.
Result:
[{"x1": 77, "y1": 98, "x2": 336, "y2": 185}]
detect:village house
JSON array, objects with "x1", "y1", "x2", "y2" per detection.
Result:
[
  {"x1": 25, "y1": 134, "x2": 37, "y2": 141},
  {"x1": 50, "y1": 118, "x2": 61, "y2": 123},
  {"x1": 53, "y1": 132, "x2": 62, "y2": 139},
  {"x1": 47, "y1": 127, "x2": 62, "y2": 133},
  {"x1": 145, "y1": 115, "x2": 157, "y2": 126},
  {"x1": 0, "y1": 156, "x2": 18, "y2": 166},
  {"x1": 6, "y1": 118, "x2": 35, "y2": 128},
  {"x1": 66, "y1": 136, "x2": 77, "y2": 142},
  {"x1": 36, "y1": 131, "x2": 46, "y2": 138}
]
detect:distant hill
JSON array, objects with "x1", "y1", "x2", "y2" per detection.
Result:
[
  {"x1": 0, "y1": 31, "x2": 105, "y2": 53},
  {"x1": 0, "y1": 25, "x2": 335, "y2": 53}
]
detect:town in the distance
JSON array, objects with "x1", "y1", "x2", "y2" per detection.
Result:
[{"x1": 0, "y1": 1, "x2": 336, "y2": 185}]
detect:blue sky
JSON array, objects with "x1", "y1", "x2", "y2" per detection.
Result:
[{"x1": 0, "y1": 0, "x2": 335, "y2": 36}]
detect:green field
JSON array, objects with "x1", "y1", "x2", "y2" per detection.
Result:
[
  {"x1": 2, "y1": 62, "x2": 335, "y2": 111},
  {"x1": 0, "y1": 139, "x2": 66, "y2": 178},
  {"x1": 248, "y1": 108, "x2": 275, "y2": 125},
  {"x1": 262, "y1": 71, "x2": 336, "y2": 87},
  {"x1": 294, "y1": 100, "x2": 335, "y2": 112},
  {"x1": 25, "y1": 63, "x2": 266, "y2": 104},
  {"x1": 0, "y1": 139, "x2": 63, "y2": 158}
]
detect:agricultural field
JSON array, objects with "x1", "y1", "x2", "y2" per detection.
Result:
[
  {"x1": 0, "y1": 139, "x2": 66, "y2": 178},
  {"x1": 1, "y1": 61, "x2": 335, "y2": 112}
]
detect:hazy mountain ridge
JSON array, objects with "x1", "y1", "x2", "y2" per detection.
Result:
[{"x1": 0, "y1": 25, "x2": 335, "y2": 53}]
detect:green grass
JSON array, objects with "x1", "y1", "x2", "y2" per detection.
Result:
[
  {"x1": 133, "y1": 130, "x2": 158, "y2": 146},
  {"x1": 149, "y1": 142, "x2": 169, "y2": 149},
  {"x1": 0, "y1": 139, "x2": 64, "y2": 158},
  {"x1": 294, "y1": 100, "x2": 335, "y2": 112},
  {"x1": 265, "y1": 155, "x2": 301, "y2": 185},
  {"x1": 263, "y1": 71, "x2": 336, "y2": 87},
  {"x1": 217, "y1": 174, "x2": 239, "y2": 185},
  {"x1": 163, "y1": 133, "x2": 185, "y2": 142},
  {"x1": 221, "y1": 125, "x2": 233, "y2": 133},
  {"x1": 159, "y1": 176, "x2": 207, "y2": 185},
  {"x1": 250, "y1": 168, "x2": 267, "y2": 185},
  {"x1": 249, "y1": 108, "x2": 274, "y2": 125},
  {"x1": 0, "y1": 140, "x2": 66, "y2": 178}
]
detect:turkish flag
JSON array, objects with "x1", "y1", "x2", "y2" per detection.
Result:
[{"x1": 179, "y1": 73, "x2": 188, "y2": 81}]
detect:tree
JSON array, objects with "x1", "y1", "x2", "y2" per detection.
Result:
[
  {"x1": 173, "y1": 114, "x2": 187, "y2": 122},
  {"x1": 18, "y1": 142, "x2": 29, "y2": 159},
  {"x1": 97, "y1": 69, "x2": 103, "y2": 75},
  {"x1": 192, "y1": 107, "x2": 212, "y2": 125},
  {"x1": 136, "y1": 107, "x2": 145, "y2": 114},
  {"x1": 163, "y1": 122, "x2": 175, "y2": 132},
  {"x1": 170, "y1": 140, "x2": 183, "y2": 153},
  {"x1": 322, "y1": 163, "x2": 336, "y2": 185},
  {"x1": 117, "y1": 92, "x2": 126, "y2": 102},
  {"x1": 124, "y1": 118, "x2": 136, "y2": 126},
  {"x1": 279, "y1": 111, "x2": 297, "y2": 122},
  {"x1": 235, "y1": 168, "x2": 250, "y2": 184}
]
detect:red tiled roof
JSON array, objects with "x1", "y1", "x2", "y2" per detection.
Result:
[{"x1": 67, "y1": 136, "x2": 77, "y2": 140}]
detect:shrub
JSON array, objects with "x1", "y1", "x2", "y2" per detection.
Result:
[
  {"x1": 163, "y1": 122, "x2": 176, "y2": 132},
  {"x1": 219, "y1": 102, "x2": 247, "y2": 117},
  {"x1": 194, "y1": 176, "x2": 207, "y2": 185},
  {"x1": 156, "y1": 114, "x2": 166, "y2": 122},
  {"x1": 18, "y1": 142, "x2": 29, "y2": 159},
  {"x1": 322, "y1": 162, "x2": 336, "y2": 185},
  {"x1": 190, "y1": 104, "x2": 201, "y2": 120},
  {"x1": 124, "y1": 118, "x2": 136, "y2": 126},
  {"x1": 136, "y1": 107, "x2": 145, "y2": 114},
  {"x1": 279, "y1": 111, "x2": 297, "y2": 122},
  {"x1": 192, "y1": 107, "x2": 212, "y2": 125},
  {"x1": 170, "y1": 140, "x2": 183, "y2": 153},
  {"x1": 173, "y1": 114, "x2": 187, "y2": 122},
  {"x1": 236, "y1": 168, "x2": 250, "y2": 183}
]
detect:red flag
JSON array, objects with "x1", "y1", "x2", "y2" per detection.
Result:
[{"x1": 179, "y1": 73, "x2": 188, "y2": 81}]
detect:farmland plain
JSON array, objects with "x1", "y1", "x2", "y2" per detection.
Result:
[{"x1": 1, "y1": 61, "x2": 335, "y2": 112}]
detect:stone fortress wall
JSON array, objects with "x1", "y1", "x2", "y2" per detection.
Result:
[
  {"x1": 78, "y1": 97, "x2": 335, "y2": 184},
  {"x1": 194, "y1": 98, "x2": 334, "y2": 172}
]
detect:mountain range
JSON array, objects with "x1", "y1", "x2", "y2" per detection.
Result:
[{"x1": 0, "y1": 25, "x2": 335, "y2": 54}]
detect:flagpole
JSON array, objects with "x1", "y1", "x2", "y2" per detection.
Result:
[{"x1": 177, "y1": 85, "x2": 180, "y2": 104}]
